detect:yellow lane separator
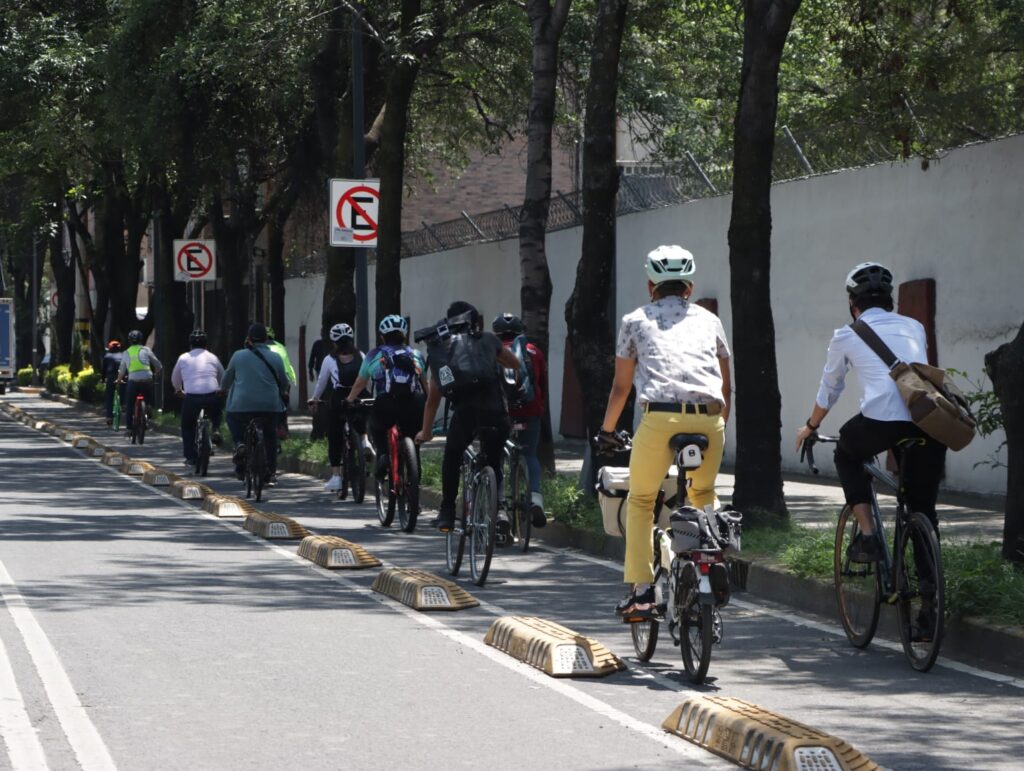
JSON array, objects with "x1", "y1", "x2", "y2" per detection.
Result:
[
  {"x1": 142, "y1": 468, "x2": 177, "y2": 487},
  {"x1": 170, "y1": 479, "x2": 210, "y2": 500},
  {"x1": 484, "y1": 616, "x2": 626, "y2": 678},
  {"x1": 297, "y1": 535, "x2": 381, "y2": 569},
  {"x1": 243, "y1": 510, "x2": 310, "y2": 540},
  {"x1": 102, "y1": 451, "x2": 126, "y2": 467},
  {"x1": 371, "y1": 568, "x2": 478, "y2": 611},
  {"x1": 202, "y1": 494, "x2": 253, "y2": 518},
  {"x1": 662, "y1": 696, "x2": 880, "y2": 771}
]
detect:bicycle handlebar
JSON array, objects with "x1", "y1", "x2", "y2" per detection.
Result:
[{"x1": 799, "y1": 433, "x2": 839, "y2": 475}]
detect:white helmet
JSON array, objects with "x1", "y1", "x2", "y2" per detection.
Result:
[
  {"x1": 378, "y1": 314, "x2": 408, "y2": 335},
  {"x1": 845, "y1": 262, "x2": 894, "y2": 296},
  {"x1": 329, "y1": 323, "x2": 354, "y2": 342},
  {"x1": 645, "y1": 245, "x2": 696, "y2": 285}
]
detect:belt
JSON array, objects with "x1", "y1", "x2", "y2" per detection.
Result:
[{"x1": 643, "y1": 401, "x2": 722, "y2": 416}]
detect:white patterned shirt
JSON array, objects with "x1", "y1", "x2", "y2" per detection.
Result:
[{"x1": 615, "y1": 296, "x2": 731, "y2": 405}]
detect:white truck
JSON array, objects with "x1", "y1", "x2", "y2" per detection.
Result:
[{"x1": 0, "y1": 298, "x2": 14, "y2": 394}]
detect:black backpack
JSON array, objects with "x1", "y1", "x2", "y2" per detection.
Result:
[{"x1": 415, "y1": 313, "x2": 499, "y2": 401}]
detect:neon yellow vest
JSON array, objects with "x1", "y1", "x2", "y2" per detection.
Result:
[{"x1": 126, "y1": 345, "x2": 148, "y2": 373}]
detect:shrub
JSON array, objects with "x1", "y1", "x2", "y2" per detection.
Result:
[
  {"x1": 75, "y1": 368, "x2": 102, "y2": 403},
  {"x1": 16, "y1": 367, "x2": 32, "y2": 386},
  {"x1": 46, "y1": 364, "x2": 71, "y2": 394}
]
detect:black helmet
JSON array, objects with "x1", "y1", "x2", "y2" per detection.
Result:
[
  {"x1": 446, "y1": 301, "x2": 480, "y2": 329},
  {"x1": 127, "y1": 330, "x2": 143, "y2": 345},
  {"x1": 845, "y1": 262, "x2": 894, "y2": 296},
  {"x1": 247, "y1": 322, "x2": 268, "y2": 343},
  {"x1": 492, "y1": 313, "x2": 524, "y2": 338},
  {"x1": 189, "y1": 329, "x2": 208, "y2": 348}
]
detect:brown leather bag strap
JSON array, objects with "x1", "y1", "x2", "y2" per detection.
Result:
[{"x1": 850, "y1": 319, "x2": 900, "y2": 370}]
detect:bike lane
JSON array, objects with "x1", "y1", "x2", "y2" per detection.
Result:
[{"x1": 4, "y1": 393, "x2": 1023, "y2": 770}]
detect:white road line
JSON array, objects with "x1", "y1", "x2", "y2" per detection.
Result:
[
  {"x1": 0, "y1": 561, "x2": 117, "y2": 771},
  {"x1": 534, "y1": 543, "x2": 1024, "y2": 690},
  {"x1": 0, "y1": 631, "x2": 50, "y2": 770}
]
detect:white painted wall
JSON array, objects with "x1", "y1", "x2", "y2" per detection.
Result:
[{"x1": 283, "y1": 135, "x2": 1024, "y2": 496}]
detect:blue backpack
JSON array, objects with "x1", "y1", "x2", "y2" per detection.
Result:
[
  {"x1": 502, "y1": 335, "x2": 535, "y2": 409},
  {"x1": 380, "y1": 346, "x2": 420, "y2": 396}
]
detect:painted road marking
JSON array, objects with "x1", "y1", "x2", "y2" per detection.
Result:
[
  {"x1": 0, "y1": 631, "x2": 50, "y2": 770},
  {"x1": 0, "y1": 560, "x2": 117, "y2": 771}
]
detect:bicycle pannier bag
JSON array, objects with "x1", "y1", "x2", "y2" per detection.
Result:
[
  {"x1": 596, "y1": 466, "x2": 678, "y2": 537},
  {"x1": 851, "y1": 320, "x2": 976, "y2": 451}
]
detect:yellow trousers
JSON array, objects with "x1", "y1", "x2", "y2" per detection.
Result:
[{"x1": 624, "y1": 410, "x2": 725, "y2": 584}]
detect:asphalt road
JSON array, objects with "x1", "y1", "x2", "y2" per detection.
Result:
[{"x1": 1, "y1": 393, "x2": 1022, "y2": 771}]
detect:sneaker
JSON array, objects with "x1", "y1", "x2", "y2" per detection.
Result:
[
  {"x1": 212, "y1": 431, "x2": 223, "y2": 447},
  {"x1": 530, "y1": 492, "x2": 547, "y2": 528},
  {"x1": 910, "y1": 605, "x2": 937, "y2": 643},
  {"x1": 615, "y1": 586, "x2": 657, "y2": 619},
  {"x1": 361, "y1": 435, "x2": 373, "y2": 451},
  {"x1": 435, "y1": 507, "x2": 456, "y2": 532},
  {"x1": 184, "y1": 459, "x2": 195, "y2": 470},
  {"x1": 324, "y1": 474, "x2": 343, "y2": 492},
  {"x1": 846, "y1": 533, "x2": 882, "y2": 563},
  {"x1": 266, "y1": 473, "x2": 278, "y2": 487},
  {"x1": 496, "y1": 511, "x2": 512, "y2": 546}
]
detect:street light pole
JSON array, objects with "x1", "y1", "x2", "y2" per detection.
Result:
[{"x1": 352, "y1": 7, "x2": 369, "y2": 351}]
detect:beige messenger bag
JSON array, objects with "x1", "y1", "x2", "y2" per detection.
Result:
[{"x1": 851, "y1": 319, "x2": 977, "y2": 451}]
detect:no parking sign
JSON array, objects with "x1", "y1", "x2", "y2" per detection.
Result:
[
  {"x1": 173, "y1": 240, "x2": 217, "y2": 282},
  {"x1": 329, "y1": 179, "x2": 380, "y2": 247}
]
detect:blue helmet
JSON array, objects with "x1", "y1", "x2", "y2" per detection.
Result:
[{"x1": 378, "y1": 314, "x2": 408, "y2": 336}]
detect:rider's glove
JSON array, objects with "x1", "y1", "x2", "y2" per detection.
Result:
[{"x1": 594, "y1": 429, "x2": 628, "y2": 452}]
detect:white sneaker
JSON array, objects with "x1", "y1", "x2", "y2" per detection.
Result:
[
  {"x1": 324, "y1": 475, "x2": 342, "y2": 492},
  {"x1": 361, "y1": 435, "x2": 373, "y2": 451}
]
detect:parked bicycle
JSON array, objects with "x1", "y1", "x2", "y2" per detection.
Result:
[
  {"x1": 446, "y1": 428, "x2": 501, "y2": 587},
  {"x1": 243, "y1": 417, "x2": 270, "y2": 503},
  {"x1": 609, "y1": 431, "x2": 742, "y2": 684},
  {"x1": 802, "y1": 433, "x2": 945, "y2": 672},
  {"x1": 194, "y1": 408, "x2": 212, "y2": 477},
  {"x1": 374, "y1": 401, "x2": 420, "y2": 533},
  {"x1": 502, "y1": 421, "x2": 533, "y2": 552}
]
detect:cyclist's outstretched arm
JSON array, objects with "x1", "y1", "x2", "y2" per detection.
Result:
[{"x1": 600, "y1": 356, "x2": 636, "y2": 433}]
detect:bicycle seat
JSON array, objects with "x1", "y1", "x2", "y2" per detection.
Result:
[{"x1": 669, "y1": 433, "x2": 708, "y2": 452}]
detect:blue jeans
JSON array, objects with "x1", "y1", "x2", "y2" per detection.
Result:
[
  {"x1": 181, "y1": 393, "x2": 223, "y2": 462},
  {"x1": 516, "y1": 415, "x2": 542, "y2": 495}
]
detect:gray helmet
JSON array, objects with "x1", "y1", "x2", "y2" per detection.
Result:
[{"x1": 845, "y1": 262, "x2": 894, "y2": 296}]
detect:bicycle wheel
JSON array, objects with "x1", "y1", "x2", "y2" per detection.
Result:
[
  {"x1": 447, "y1": 464, "x2": 473, "y2": 575},
  {"x1": 196, "y1": 419, "x2": 211, "y2": 476},
  {"x1": 251, "y1": 438, "x2": 266, "y2": 503},
  {"x1": 509, "y1": 456, "x2": 531, "y2": 553},
  {"x1": 631, "y1": 532, "x2": 668, "y2": 661},
  {"x1": 834, "y1": 505, "x2": 881, "y2": 648},
  {"x1": 112, "y1": 393, "x2": 121, "y2": 431},
  {"x1": 469, "y1": 466, "x2": 498, "y2": 586},
  {"x1": 375, "y1": 466, "x2": 394, "y2": 526},
  {"x1": 346, "y1": 425, "x2": 366, "y2": 504},
  {"x1": 680, "y1": 599, "x2": 714, "y2": 683},
  {"x1": 896, "y1": 511, "x2": 945, "y2": 672},
  {"x1": 137, "y1": 401, "x2": 147, "y2": 445},
  {"x1": 398, "y1": 437, "x2": 419, "y2": 533}
]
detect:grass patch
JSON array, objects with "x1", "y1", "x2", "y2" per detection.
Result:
[{"x1": 279, "y1": 436, "x2": 329, "y2": 465}]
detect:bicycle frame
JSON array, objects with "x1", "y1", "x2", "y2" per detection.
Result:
[{"x1": 388, "y1": 424, "x2": 403, "y2": 493}]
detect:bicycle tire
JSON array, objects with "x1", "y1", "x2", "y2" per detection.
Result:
[
  {"x1": 632, "y1": 531, "x2": 669, "y2": 661},
  {"x1": 112, "y1": 392, "x2": 121, "y2": 431},
  {"x1": 398, "y1": 437, "x2": 419, "y2": 533},
  {"x1": 346, "y1": 425, "x2": 366, "y2": 504},
  {"x1": 251, "y1": 437, "x2": 266, "y2": 503},
  {"x1": 196, "y1": 417, "x2": 211, "y2": 477},
  {"x1": 896, "y1": 511, "x2": 945, "y2": 672},
  {"x1": 447, "y1": 463, "x2": 473, "y2": 576},
  {"x1": 681, "y1": 600, "x2": 713, "y2": 683},
  {"x1": 375, "y1": 468, "x2": 393, "y2": 526},
  {"x1": 834, "y1": 504, "x2": 881, "y2": 648},
  {"x1": 510, "y1": 456, "x2": 531, "y2": 553},
  {"x1": 469, "y1": 466, "x2": 498, "y2": 586},
  {"x1": 137, "y1": 401, "x2": 146, "y2": 445}
]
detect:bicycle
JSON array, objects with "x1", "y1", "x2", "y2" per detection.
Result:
[
  {"x1": 446, "y1": 429, "x2": 500, "y2": 587},
  {"x1": 127, "y1": 391, "x2": 147, "y2": 445},
  {"x1": 605, "y1": 431, "x2": 741, "y2": 684},
  {"x1": 194, "y1": 408, "x2": 212, "y2": 477},
  {"x1": 503, "y1": 421, "x2": 533, "y2": 552},
  {"x1": 244, "y1": 417, "x2": 270, "y2": 503},
  {"x1": 374, "y1": 407, "x2": 420, "y2": 533},
  {"x1": 801, "y1": 433, "x2": 945, "y2": 672},
  {"x1": 112, "y1": 388, "x2": 121, "y2": 431},
  {"x1": 338, "y1": 400, "x2": 368, "y2": 504}
]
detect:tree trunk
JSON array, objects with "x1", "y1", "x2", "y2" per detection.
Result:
[
  {"x1": 520, "y1": 0, "x2": 572, "y2": 357},
  {"x1": 986, "y1": 322, "x2": 1024, "y2": 564},
  {"x1": 565, "y1": 0, "x2": 627, "y2": 447},
  {"x1": 727, "y1": 0, "x2": 800, "y2": 517},
  {"x1": 374, "y1": 55, "x2": 420, "y2": 324},
  {"x1": 50, "y1": 225, "x2": 76, "y2": 366},
  {"x1": 267, "y1": 210, "x2": 287, "y2": 338}
]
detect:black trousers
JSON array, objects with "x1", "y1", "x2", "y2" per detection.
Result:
[
  {"x1": 440, "y1": 407, "x2": 510, "y2": 512},
  {"x1": 124, "y1": 381, "x2": 154, "y2": 429},
  {"x1": 181, "y1": 392, "x2": 223, "y2": 462},
  {"x1": 835, "y1": 414, "x2": 947, "y2": 525},
  {"x1": 327, "y1": 389, "x2": 367, "y2": 467},
  {"x1": 370, "y1": 394, "x2": 424, "y2": 475}
]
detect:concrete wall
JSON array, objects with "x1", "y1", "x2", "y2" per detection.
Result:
[{"x1": 283, "y1": 135, "x2": 1024, "y2": 496}]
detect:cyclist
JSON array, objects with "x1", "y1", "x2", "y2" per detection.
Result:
[
  {"x1": 597, "y1": 246, "x2": 731, "y2": 619},
  {"x1": 308, "y1": 326, "x2": 330, "y2": 440},
  {"x1": 794, "y1": 262, "x2": 947, "y2": 565},
  {"x1": 493, "y1": 313, "x2": 548, "y2": 529},
  {"x1": 415, "y1": 301, "x2": 522, "y2": 534},
  {"x1": 222, "y1": 323, "x2": 289, "y2": 481},
  {"x1": 345, "y1": 315, "x2": 426, "y2": 487},
  {"x1": 117, "y1": 330, "x2": 163, "y2": 434},
  {"x1": 101, "y1": 340, "x2": 125, "y2": 426},
  {"x1": 266, "y1": 326, "x2": 296, "y2": 443},
  {"x1": 311, "y1": 322, "x2": 371, "y2": 495},
  {"x1": 171, "y1": 330, "x2": 225, "y2": 470}
]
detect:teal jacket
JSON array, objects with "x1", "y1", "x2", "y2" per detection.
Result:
[{"x1": 222, "y1": 344, "x2": 288, "y2": 413}]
